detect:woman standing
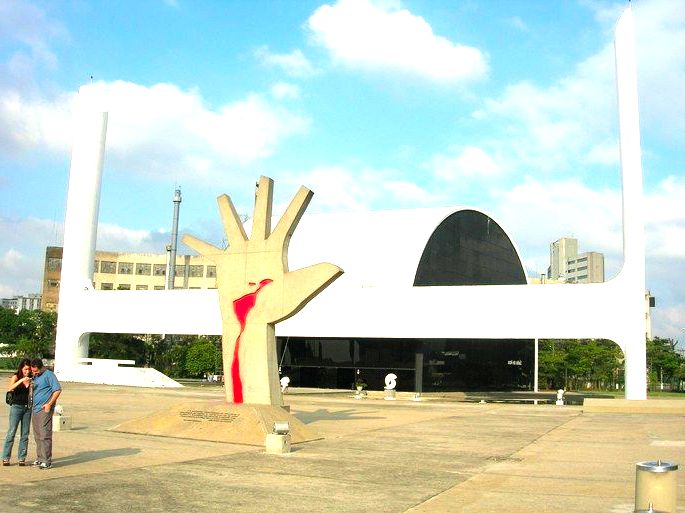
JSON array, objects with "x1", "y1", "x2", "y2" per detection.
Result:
[{"x1": 2, "y1": 358, "x2": 32, "y2": 466}]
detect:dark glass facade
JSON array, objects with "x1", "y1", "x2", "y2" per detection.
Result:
[
  {"x1": 414, "y1": 209, "x2": 526, "y2": 286},
  {"x1": 277, "y1": 338, "x2": 533, "y2": 392},
  {"x1": 276, "y1": 209, "x2": 533, "y2": 392}
]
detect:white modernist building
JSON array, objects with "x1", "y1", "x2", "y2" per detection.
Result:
[{"x1": 54, "y1": 8, "x2": 648, "y2": 399}]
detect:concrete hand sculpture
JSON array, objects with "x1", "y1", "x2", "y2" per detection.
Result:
[{"x1": 182, "y1": 177, "x2": 343, "y2": 405}]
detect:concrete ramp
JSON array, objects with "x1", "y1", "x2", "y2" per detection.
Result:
[{"x1": 57, "y1": 358, "x2": 183, "y2": 388}]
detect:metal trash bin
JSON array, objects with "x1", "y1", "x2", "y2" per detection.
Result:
[
  {"x1": 635, "y1": 460, "x2": 678, "y2": 513},
  {"x1": 634, "y1": 505, "x2": 666, "y2": 513}
]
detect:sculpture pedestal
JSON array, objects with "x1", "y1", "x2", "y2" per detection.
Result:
[{"x1": 111, "y1": 400, "x2": 320, "y2": 446}]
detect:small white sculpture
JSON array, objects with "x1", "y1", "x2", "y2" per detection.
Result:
[
  {"x1": 556, "y1": 389, "x2": 565, "y2": 405},
  {"x1": 280, "y1": 376, "x2": 290, "y2": 393},
  {"x1": 384, "y1": 373, "x2": 397, "y2": 390},
  {"x1": 54, "y1": 404, "x2": 64, "y2": 416}
]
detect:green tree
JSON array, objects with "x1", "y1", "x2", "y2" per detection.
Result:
[
  {"x1": 538, "y1": 339, "x2": 567, "y2": 389},
  {"x1": 0, "y1": 308, "x2": 57, "y2": 362},
  {"x1": 646, "y1": 337, "x2": 682, "y2": 389},
  {"x1": 538, "y1": 339, "x2": 624, "y2": 391},
  {"x1": 89, "y1": 333, "x2": 147, "y2": 363},
  {"x1": 166, "y1": 343, "x2": 188, "y2": 378},
  {"x1": 184, "y1": 337, "x2": 221, "y2": 378},
  {"x1": 14, "y1": 334, "x2": 51, "y2": 359},
  {"x1": 0, "y1": 307, "x2": 19, "y2": 347}
]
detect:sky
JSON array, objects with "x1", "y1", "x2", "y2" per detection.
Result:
[{"x1": 0, "y1": 0, "x2": 683, "y2": 344}]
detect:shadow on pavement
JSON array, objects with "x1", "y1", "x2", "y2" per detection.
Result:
[
  {"x1": 55, "y1": 447, "x2": 140, "y2": 467},
  {"x1": 294, "y1": 408, "x2": 381, "y2": 424}
]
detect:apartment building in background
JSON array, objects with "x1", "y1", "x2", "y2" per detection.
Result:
[
  {"x1": 41, "y1": 246, "x2": 217, "y2": 312},
  {"x1": 548, "y1": 237, "x2": 604, "y2": 284},
  {"x1": 0, "y1": 293, "x2": 42, "y2": 312}
]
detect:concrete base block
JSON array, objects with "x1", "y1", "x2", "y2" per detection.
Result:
[
  {"x1": 265, "y1": 433, "x2": 291, "y2": 454},
  {"x1": 53, "y1": 415, "x2": 72, "y2": 431},
  {"x1": 384, "y1": 389, "x2": 396, "y2": 400},
  {"x1": 112, "y1": 401, "x2": 320, "y2": 446}
]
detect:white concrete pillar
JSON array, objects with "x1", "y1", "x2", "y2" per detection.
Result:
[
  {"x1": 54, "y1": 89, "x2": 108, "y2": 376},
  {"x1": 614, "y1": 8, "x2": 647, "y2": 400}
]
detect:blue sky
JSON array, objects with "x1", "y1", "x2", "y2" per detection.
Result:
[{"x1": 0, "y1": 0, "x2": 683, "y2": 343}]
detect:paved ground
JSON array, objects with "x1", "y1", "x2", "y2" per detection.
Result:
[{"x1": 0, "y1": 383, "x2": 684, "y2": 512}]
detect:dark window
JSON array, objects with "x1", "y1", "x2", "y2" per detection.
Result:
[
  {"x1": 101, "y1": 283, "x2": 113, "y2": 290},
  {"x1": 414, "y1": 210, "x2": 526, "y2": 286},
  {"x1": 117, "y1": 284, "x2": 131, "y2": 290},
  {"x1": 100, "y1": 261, "x2": 116, "y2": 274},
  {"x1": 153, "y1": 264, "x2": 166, "y2": 276},
  {"x1": 118, "y1": 262, "x2": 133, "y2": 274},
  {"x1": 136, "y1": 285, "x2": 148, "y2": 290},
  {"x1": 189, "y1": 265, "x2": 204, "y2": 278},
  {"x1": 47, "y1": 257, "x2": 62, "y2": 271},
  {"x1": 136, "y1": 263, "x2": 151, "y2": 275},
  {"x1": 207, "y1": 266, "x2": 217, "y2": 278}
]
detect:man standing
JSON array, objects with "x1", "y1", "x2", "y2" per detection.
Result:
[{"x1": 30, "y1": 358, "x2": 61, "y2": 469}]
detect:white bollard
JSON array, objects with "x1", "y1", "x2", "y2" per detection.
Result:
[{"x1": 265, "y1": 433, "x2": 291, "y2": 454}]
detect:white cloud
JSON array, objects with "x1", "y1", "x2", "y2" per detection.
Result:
[
  {"x1": 430, "y1": 146, "x2": 501, "y2": 181},
  {"x1": 651, "y1": 305, "x2": 685, "y2": 344},
  {"x1": 473, "y1": 1, "x2": 685, "y2": 176},
  {"x1": 0, "y1": 249, "x2": 23, "y2": 270},
  {"x1": 507, "y1": 16, "x2": 529, "y2": 33},
  {"x1": 0, "y1": 81, "x2": 311, "y2": 178},
  {"x1": 254, "y1": 47, "x2": 318, "y2": 78},
  {"x1": 0, "y1": 89, "x2": 73, "y2": 154},
  {"x1": 0, "y1": 0, "x2": 66, "y2": 69},
  {"x1": 96, "y1": 223, "x2": 166, "y2": 253},
  {"x1": 491, "y1": 178, "x2": 622, "y2": 272},
  {"x1": 306, "y1": 0, "x2": 488, "y2": 83},
  {"x1": 630, "y1": 0, "x2": 685, "y2": 142},
  {"x1": 585, "y1": 140, "x2": 619, "y2": 166},
  {"x1": 0, "y1": 217, "x2": 61, "y2": 296},
  {"x1": 644, "y1": 176, "x2": 685, "y2": 258},
  {"x1": 283, "y1": 164, "x2": 437, "y2": 212},
  {"x1": 383, "y1": 180, "x2": 435, "y2": 204},
  {"x1": 0, "y1": 215, "x2": 174, "y2": 298},
  {"x1": 270, "y1": 82, "x2": 301, "y2": 100},
  {"x1": 476, "y1": 44, "x2": 616, "y2": 174}
]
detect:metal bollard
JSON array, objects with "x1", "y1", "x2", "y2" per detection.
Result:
[{"x1": 635, "y1": 460, "x2": 678, "y2": 513}]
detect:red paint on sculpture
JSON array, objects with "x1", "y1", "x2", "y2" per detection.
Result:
[{"x1": 230, "y1": 279, "x2": 273, "y2": 403}]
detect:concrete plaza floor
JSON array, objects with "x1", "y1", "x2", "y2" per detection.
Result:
[{"x1": 1, "y1": 383, "x2": 684, "y2": 512}]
